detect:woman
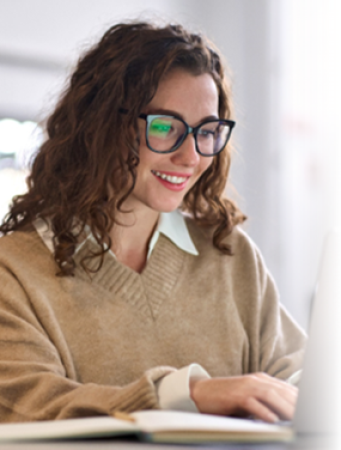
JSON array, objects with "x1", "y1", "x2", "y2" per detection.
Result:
[{"x1": 0, "y1": 21, "x2": 306, "y2": 423}]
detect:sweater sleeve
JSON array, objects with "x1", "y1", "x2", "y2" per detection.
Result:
[
  {"x1": 0, "y1": 265, "x2": 173, "y2": 423},
  {"x1": 255, "y1": 250, "x2": 307, "y2": 380}
]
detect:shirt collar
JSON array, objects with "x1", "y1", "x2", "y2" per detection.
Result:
[
  {"x1": 33, "y1": 217, "x2": 54, "y2": 253},
  {"x1": 33, "y1": 210, "x2": 198, "y2": 259},
  {"x1": 147, "y1": 210, "x2": 198, "y2": 259}
]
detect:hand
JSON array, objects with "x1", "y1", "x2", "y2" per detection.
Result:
[{"x1": 190, "y1": 372, "x2": 298, "y2": 423}]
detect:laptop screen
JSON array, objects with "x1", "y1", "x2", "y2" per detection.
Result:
[{"x1": 294, "y1": 230, "x2": 341, "y2": 434}]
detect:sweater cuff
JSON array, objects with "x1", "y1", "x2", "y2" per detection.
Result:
[
  {"x1": 286, "y1": 370, "x2": 302, "y2": 386},
  {"x1": 107, "y1": 366, "x2": 175, "y2": 415},
  {"x1": 156, "y1": 364, "x2": 210, "y2": 412}
]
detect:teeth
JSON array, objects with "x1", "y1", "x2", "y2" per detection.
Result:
[{"x1": 153, "y1": 171, "x2": 187, "y2": 184}]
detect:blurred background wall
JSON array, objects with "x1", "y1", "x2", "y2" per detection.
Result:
[{"x1": 0, "y1": 0, "x2": 340, "y2": 330}]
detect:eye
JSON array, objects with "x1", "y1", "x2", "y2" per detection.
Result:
[
  {"x1": 149, "y1": 119, "x2": 173, "y2": 137},
  {"x1": 200, "y1": 129, "x2": 214, "y2": 136},
  {"x1": 198, "y1": 127, "x2": 215, "y2": 139}
]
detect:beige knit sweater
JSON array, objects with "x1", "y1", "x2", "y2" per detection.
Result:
[{"x1": 0, "y1": 219, "x2": 306, "y2": 422}]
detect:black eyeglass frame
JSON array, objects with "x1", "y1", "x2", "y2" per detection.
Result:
[{"x1": 119, "y1": 109, "x2": 236, "y2": 157}]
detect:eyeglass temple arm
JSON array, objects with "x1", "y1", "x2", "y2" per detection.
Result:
[{"x1": 119, "y1": 108, "x2": 148, "y2": 121}]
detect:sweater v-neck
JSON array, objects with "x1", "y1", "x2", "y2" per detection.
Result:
[{"x1": 73, "y1": 233, "x2": 185, "y2": 321}]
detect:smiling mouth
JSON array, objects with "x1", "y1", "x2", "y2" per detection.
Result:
[{"x1": 152, "y1": 170, "x2": 189, "y2": 185}]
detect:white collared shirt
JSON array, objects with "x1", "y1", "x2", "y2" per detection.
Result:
[
  {"x1": 34, "y1": 210, "x2": 199, "y2": 260},
  {"x1": 33, "y1": 210, "x2": 210, "y2": 412},
  {"x1": 147, "y1": 210, "x2": 198, "y2": 259}
]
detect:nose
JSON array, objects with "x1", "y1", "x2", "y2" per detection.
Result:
[{"x1": 170, "y1": 133, "x2": 200, "y2": 167}]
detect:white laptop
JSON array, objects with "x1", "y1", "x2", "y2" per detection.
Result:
[{"x1": 293, "y1": 229, "x2": 341, "y2": 435}]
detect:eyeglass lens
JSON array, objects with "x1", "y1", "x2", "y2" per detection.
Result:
[{"x1": 147, "y1": 116, "x2": 231, "y2": 155}]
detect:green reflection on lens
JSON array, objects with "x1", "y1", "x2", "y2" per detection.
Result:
[{"x1": 149, "y1": 119, "x2": 172, "y2": 136}]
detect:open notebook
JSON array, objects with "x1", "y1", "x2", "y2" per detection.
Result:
[
  {"x1": 0, "y1": 410, "x2": 292, "y2": 443},
  {"x1": 0, "y1": 230, "x2": 339, "y2": 443}
]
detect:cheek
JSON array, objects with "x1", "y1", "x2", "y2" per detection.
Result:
[
  {"x1": 137, "y1": 142, "x2": 154, "y2": 168},
  {"x1": 136, "y1": 143, "x2": 164, "y2": 177},
  {"x1": 198, "y1": 158, "x2": 213, "y2": 176}
]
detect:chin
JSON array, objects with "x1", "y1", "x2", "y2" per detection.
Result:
[{"x1": 149, "y1": 200, "x2": 183, "y2": 213}]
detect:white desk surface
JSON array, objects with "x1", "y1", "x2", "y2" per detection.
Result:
[{"x1": 0, "y1": 434, "x2": 337, "y2": 450}]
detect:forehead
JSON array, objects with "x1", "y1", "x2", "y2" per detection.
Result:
[{"x1": 145, "y1": 70, "x2": 219, "y2": 122}]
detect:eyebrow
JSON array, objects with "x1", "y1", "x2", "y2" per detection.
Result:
[{"x1": 145, "y1": 108, "x2": 219, "y2": 123}]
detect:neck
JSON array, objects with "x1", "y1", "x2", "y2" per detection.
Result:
[{"x1": 109, "y1": 207, "x2": 160, "y2": 273}]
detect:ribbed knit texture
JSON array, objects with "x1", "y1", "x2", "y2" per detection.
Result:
[
  {"x1": 0, "y1": 220, "x2": 307, "y2": 422},
  {"x1": 75, "y1": 235, "x2": 185, "y2": 321}
]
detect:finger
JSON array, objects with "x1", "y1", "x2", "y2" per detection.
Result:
[
  {"x1": 255, "y1": 373, "x2": 297, "y2": 392},
  {"x1": 242, "y1": 396, "x2": 280, "y2": 423},
  {"x1": 257, "y1": 386, "x2": 297, "y2": 420},
  {"x1": 252, "y1": 374, "x2": 298, "y2": 406},
  {"x1": 265, "y1": 384, "x2": 297, "y2": 409}
]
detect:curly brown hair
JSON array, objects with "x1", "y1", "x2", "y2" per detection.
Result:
[{"x1": 0, "y1": 21, "x2": 246, "y2": 276}]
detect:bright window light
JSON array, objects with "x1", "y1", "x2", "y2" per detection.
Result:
[
  {"x1": 0, "y1": 118, "x2": 43, "y2": 169},
  {"x1": 0, "y1": 118, "x2": 44, "y2": 221}
]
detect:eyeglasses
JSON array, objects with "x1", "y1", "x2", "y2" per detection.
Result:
[
  {"x1": 119, "y1": 109, "x2": 235, "y2": 156},
  {"x1": 139, "y1": 114, "x2": 235, "y2": 157}
]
